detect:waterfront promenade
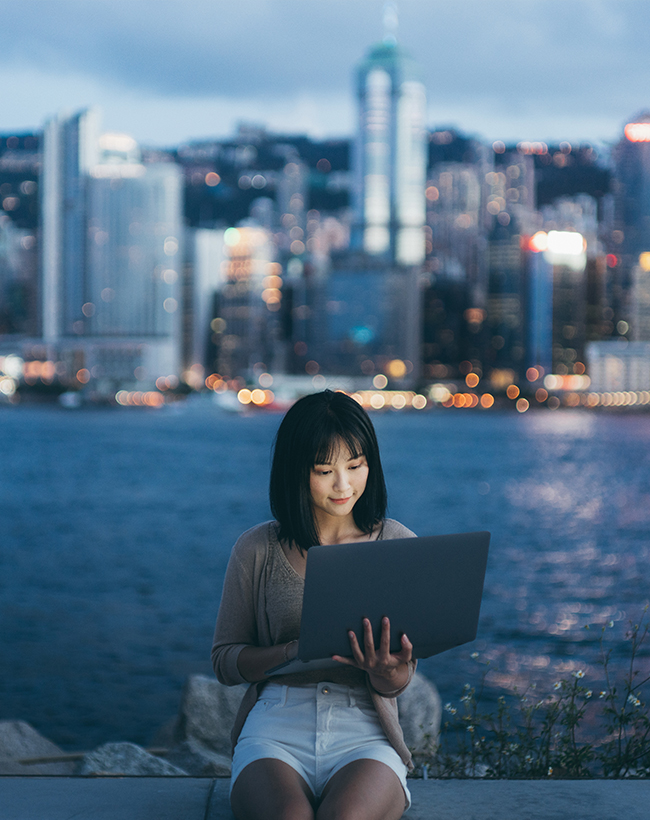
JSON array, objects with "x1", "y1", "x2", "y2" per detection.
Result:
[{"x1": 1, "y1": 777, "x2": 650, "y2": 820}]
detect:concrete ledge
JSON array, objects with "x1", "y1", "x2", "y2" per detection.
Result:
[{"x1": 1, "y1": 777, "x2": 649, "y2": 819}]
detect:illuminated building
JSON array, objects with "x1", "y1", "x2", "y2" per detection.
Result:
[
  {"x1": 485, "y1": 217, "x2": 526, "y2": 375},
  {"x1": 586, "y1": 340, "x2": 650, "y2": 391},
  {"x1": 351, "y1": 30, "x2": 427, "y2": 266},
  {"x1": 40, "y1": 108, "x2": 99, "y2": 344},
  {"x1": 490, "y1": 150, "x2": 536, "y2": 233},
  {"x1": 316, "y1": 254, "x2": 420, "y2": 383},
  {"x1": 86, "y1": 134, "x2": 182, "y2": 340},
  {"x1": 630, "y1": 253, "x2": 650, "y2": 341},
  {"x1": 184, "y1": 228, "x2": 227, "y2": 372},
  {"x1": 528, "y1": 220, "x2": 593, "y2": 374},
  {"x1": 211, "y1": 225, "x2": 282, "y2": 378},
  {"x1": 526, "y1": 245, "x2": 553, "y2": 375},
  {"x1": 613, "y1": 114, "x2": 650, "y2": 257},
  {"x1": 422, "y1": 133, "x2": 489, "y2": 378},
  {"x1": 39, "y1": 118, "x2": 184, "y2": 390},
  {"x1": 547, "y1": 230, "x2": 587, "y2": 373},
  {"x1": 0, "y1": 133, "x2": 40, "y2": 338},
  {"x1": 426, "y1": 161, "x2": 482, "y2": 286},
  {"x1": 611, "y1": 113, "x2": 650, "y2": 335},
  {"x1": 79, "y1": 134, "x2": 184, "y2": 387},
  {"x1": 0, "y1": 211, "x2": 38, "y2": 338}
]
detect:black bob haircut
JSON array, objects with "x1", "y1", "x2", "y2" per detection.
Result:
[{"x1": 269, "y1": 390, "x2": 387, "y2": 552}]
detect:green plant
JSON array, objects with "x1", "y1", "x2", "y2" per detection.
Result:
[
  {"x1": 423, "y1": 606, "x2": 650, "y2": 779},
  {"x1": 595, "y1": 610, "x2": 650, "y2": 777}
]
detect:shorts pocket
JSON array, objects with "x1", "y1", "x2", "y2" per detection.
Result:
[{"x1": 256, "y1": 696, "x2": 284, "y2": 712}]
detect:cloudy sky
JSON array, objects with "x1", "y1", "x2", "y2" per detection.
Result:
[{"x1": 0, "y1": 0, "x2": 647, "y2": 148}]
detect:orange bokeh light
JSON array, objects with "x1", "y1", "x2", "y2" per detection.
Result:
[{"x1": 625, "y1": 123, "x2": 650, "y2": 142}]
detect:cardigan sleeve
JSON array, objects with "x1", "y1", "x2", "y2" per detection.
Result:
[{"x1": 211, "y1": 525, "x2": 268, "y2": 686}]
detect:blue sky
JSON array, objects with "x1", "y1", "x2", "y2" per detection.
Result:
[{"x1": 0, "y1": 0, "x2": 647, "y2": 147}]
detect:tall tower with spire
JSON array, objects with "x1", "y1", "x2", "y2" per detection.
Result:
[{"x1": 352, "y1": 3, "x2": 427, "y2": 266}]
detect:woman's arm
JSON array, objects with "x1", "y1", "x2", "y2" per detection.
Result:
[
  {"x1": 235, "y1": 640, "x2": 298, "y2": 682},
  {"x1": 212, "y1": 526, "x2": 301, "y2": 685},
  {"x1": 211, "y1": 534, "x2": 265, "y2": 685}
]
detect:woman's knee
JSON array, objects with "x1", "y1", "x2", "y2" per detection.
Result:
[
  {"x1": 317, "y1": 760, "x2": 406, "y2": 820},
  {"x1": 231, "y1": 759, "x2": 315, "y2": 820},
  {"x1": 232, "y1": 788, "x2": 314, "y2": 820}
]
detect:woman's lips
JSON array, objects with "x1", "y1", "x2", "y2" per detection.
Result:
[{"x1": 330, "y1": 497, "x2": 351, "y2": 504}]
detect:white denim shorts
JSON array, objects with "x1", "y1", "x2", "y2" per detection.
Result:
[{"x1": 231, "y1": 681, "x2": 410, "y2": 809}]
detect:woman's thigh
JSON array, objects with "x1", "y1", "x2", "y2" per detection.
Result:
[
  {"x1": 230, "y1": 758, "x2": 315, "y2": 820},
  {"x1": 317, "y1": 759, "x2": 407, "y2": 820}
]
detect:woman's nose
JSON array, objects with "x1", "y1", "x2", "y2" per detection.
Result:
[{"x1": 333, "y1": 470, "x2": 350, "y2": 491}]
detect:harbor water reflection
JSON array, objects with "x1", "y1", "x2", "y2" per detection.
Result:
[{"x1": 1, "y1": 403, "x2": 649, "y2": 750}]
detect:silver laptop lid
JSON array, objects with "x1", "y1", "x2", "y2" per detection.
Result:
[{"x1": 297, "y1": 531, "x2": 490, "y2": 661}]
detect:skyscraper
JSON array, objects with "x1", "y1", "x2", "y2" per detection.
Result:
[
  {"x1": 352, "y1": 22, "x2": 427, "y2": 266},
  {"x1": 82, "y1": 133, "x2": 183, "y2": 388},
  {"x1": 40, "y1": 109, "x2": 99, "y2": 344},
  {"x1": 611, "y1": 112, "x2": 650, "y2": 335},
  {"x1": 39, "y1": 115, "x2": 183, "y2": 391}
]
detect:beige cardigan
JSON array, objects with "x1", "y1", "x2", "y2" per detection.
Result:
[{"x1": 211, "y1": 519, "x2": 417, "y2": 770}]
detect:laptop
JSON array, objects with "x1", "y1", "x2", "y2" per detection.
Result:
[{"x1": 266, "y1": 530, "x2": 490, "y2": 676}]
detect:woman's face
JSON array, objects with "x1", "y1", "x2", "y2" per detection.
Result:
[{"x1": 309, "y1": 439, "x2": 369, "y2": 523}]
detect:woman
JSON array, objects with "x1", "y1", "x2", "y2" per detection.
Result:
[{"x1": 212, "y1": 390, "x2": 416, "y2": 820}]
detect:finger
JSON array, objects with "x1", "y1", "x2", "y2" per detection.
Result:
[
  {"x1": 394, "y1": 633, "x2": 413, "y2": 662},
  {"x1": 332, "y1": 654, "x2": 354, "y2": 666},
  {"x1": 363, "y1": 618, "x2": 377, "y2": 661},
  {"x1": 348, "y1": 629, "x2": 365, "y2": 664},
  {"x1": 379, "y1": 617, "x2": 391, "y2": 657}
]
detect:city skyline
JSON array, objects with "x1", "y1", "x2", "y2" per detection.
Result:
[{"x1": 1, "y1": 0, "x2": 649, "y2": 149}]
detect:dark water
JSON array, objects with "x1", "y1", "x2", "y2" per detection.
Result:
[{"x1": 1, "y1": 400, "x2": 649, "y2": 750}]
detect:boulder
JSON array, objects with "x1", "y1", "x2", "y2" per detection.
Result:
[
  {"x1": 149, "y1": 715, "x2": 179, "y2": 749},
  {"x1": 0, "y1": 721, "x2": 75, "y2": 775},
  {"x1": 173, "y1": 675, "x2": 247, "y2": 757},
  {"x1": 76, "y1": 742, "x2": 188, "y2": 776},
  {"x1": 398, "y1": 672, "x2": 442, "y2": 758},
  {"x1": 166, "y1": 739, "x2": 232, "y2": 777}
]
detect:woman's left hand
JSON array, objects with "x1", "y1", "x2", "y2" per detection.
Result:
[{"x1": 332, "y1": 616, "x2": 412, "y2": 694}]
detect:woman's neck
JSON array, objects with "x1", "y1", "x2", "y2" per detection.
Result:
[{"x1": 313, "y1": 513, "x2": 369, "y2": 545}]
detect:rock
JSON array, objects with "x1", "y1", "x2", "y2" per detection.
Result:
[
  {"x1": 0, "y1": 721, "x2": 75, "y2": 775},
  {"x1": 173, "y1": 675, "x2": 247, "y2": 757},
  {"x1": 76, "y1": 742, "x2": 188, "y2": 776},
  {"x1": 398, "y1": 672, "x2": 442, "y2": 758},
  {"x1": 166, "y1": 739, "x2": 231, "y2": 777},
  {"x1": 149, "y1": 715, "x2": 179, "y2": 749}
]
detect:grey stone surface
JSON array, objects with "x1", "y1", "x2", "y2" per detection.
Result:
[
  {"x1": 205, "y1": 778, "x2": 650, "y2": 820},
  {"x1": 0, "y1": 721, "x2": 74, "y2": 775},
  {"x1": 405, "y1": 779, "x2": 650, "y2": 820},
  {"x1": 1, "y1": 777, "x2": 650, "y2": 820},
  {"x1": 173, "y1": 675, "x2": 247, "y2": 757},
  {"x1": 398, "y1": 671, "x2": 442, "y2": 758},
  {"x1": 0, "y1": 777, "x2": 214, "y2": 820},
  {"x1": 166, "y1": 739, "x2": 232, "y2": 777},
  {"x1": 75, "y1": 742, "x2": 188, "y2": 776}
]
